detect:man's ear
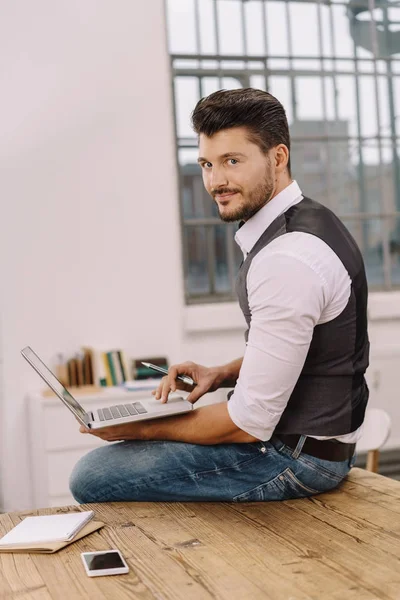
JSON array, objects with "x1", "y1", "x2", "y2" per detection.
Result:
[{"x1": 275, "y1": 144, "x2": 290, "y2": 173}]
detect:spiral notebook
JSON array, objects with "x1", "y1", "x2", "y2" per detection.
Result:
[{"x1": 0, "y1": 511, "x2": 95, "y2": 549}]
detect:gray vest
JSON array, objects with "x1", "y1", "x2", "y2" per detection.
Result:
[{"x1": 235, "y1": 197, "x2": 369, "y2": 436}]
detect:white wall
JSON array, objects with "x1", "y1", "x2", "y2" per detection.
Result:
[
  {"x1": 0, "y1": 0, "x2": 399, "y2": 512},
  {"x1": 0, "y1": 0, "x2": 241, "y2": 511}
]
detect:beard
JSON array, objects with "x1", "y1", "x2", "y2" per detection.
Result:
[{"x1": 212, "y1": 167, "x2": 275, "y2": 223}]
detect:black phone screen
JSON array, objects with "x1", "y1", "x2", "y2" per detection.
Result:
[{"x1": 84, "y1": 551, "x2": 125, "y2": 571}]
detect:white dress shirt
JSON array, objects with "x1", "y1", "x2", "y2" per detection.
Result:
[{"x1": 227, "y1": 181, "x2": 363, "y2": 444}]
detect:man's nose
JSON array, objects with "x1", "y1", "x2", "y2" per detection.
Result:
[{"x1": 210, "y1": 166, "x2": 228, "y2": 190}]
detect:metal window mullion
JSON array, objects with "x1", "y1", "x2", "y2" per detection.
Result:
[
  {"x1": 328, "y1": 0, "x2": 348, "y2": 215},
  {"x1": 240, "y1": 0, "x2": 248, "y2": 75},
  {"x1": 261, "y1": 0, "x2": 270, "y2": 90},
  {"x1": 173, "y1": 67, "x2": 382, "y2": 79},
  {"x1": 194, "y1": 0, "x2": 203, "y2": 101},
  {"x1": 185, "y1": 218, "x2": 222, "y2": 226},
  {"x1": 382, "y1": 4, "x2": 400, "y2": 219},
  {"x1": 178, "y1": 134, "x2": 395, "y2": 146},
  {"x1": 212, "y1": 0, "x2": 223, "y2": 88},
  {"x1": 316, "y1": 0, "x2": 336, "y2": 213},
  {"x1": 207, "y1": 225, "x2": 216, "y2": 295},
  {"x1": 328, "y1": 3, "x2": 339, "y2": 121},
  {"x1": 368, "y1": 0, "x2": 391, "y2": 288},
  {"x1": 226, "y1": 224, "x2": 237, "y2": 296},
  {"x1": 284, "y1": 0, "x2": 298, "y2": 121},
  {"x1": 351, "y1": 23, "x2": 367, "y2": 254},
  {"x1": 170, "y1": 65, "x2": 191, "y2": 303},
  {"x1": 171, "y1": 53, "x2": 393, "y2": 64}
]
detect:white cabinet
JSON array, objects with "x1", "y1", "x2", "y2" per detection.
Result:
[{"x1": 27, "y1": 388, "x2": 162, "y2": 508}]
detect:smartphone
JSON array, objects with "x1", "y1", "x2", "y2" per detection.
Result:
[{"x1": 81, "y1": 549, "x2": 129, "y2": 577}]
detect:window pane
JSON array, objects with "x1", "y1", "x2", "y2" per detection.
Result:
[
  {"x1": 175, "y1": 77, "x2": 200, "y2": 139},
  {"x1": 217, "y1": 0, "x2": 244, "y2": 55},
  {"x1": 198, "y1": 0, "x2": 217, "y2": 54},
  {"x1": 201, "y1": 77, "x2": 220, "y2": 97},
  {"x1": 167, "y1": 0, "x2": 197, "y2": 54},
  {"x1": 393, "y1": 77, "x2": 400, "y2": 132},
  {"x1": 358, "y1": 76, "x2": 378, "y2": 137},
  {"x1": 250, "y1": 75, "x2": 267, "y2": 91},
  {"x1": 291, "y1": 136, "x2": 355, "y2": 213},
  {"x1": 331, "y1": 5, "x2": 355, "y2": 58},
  {"x1": 268, "y1": 77, "x2": 293, "y2": 124},
  {"x1": 265, "y1": 1, "x2": 289, "y2": 57},
  {"x1": 320, "y1": 5, "x2": 333, "y2": 57},
  {"x1": 296, "y1": 77, "x2": 324, "y2": 120},
  {"x1": 390, "y1": 217, "x2": 400, "y2": 286},
  {"x1": 335, "y1": 76, "x2": 358, "y2": 137},
  {"x1": 184, "y1": 226, "x2": 210, "y2": 296},
  {"x1": 214, "y1": 225, "x2": 230, "y2": 294},
  {"x1": 289, "y1": 3, "x2": 320, "y2": 58},
  {"x1": 179, "y1": 149, "x2": 217, "y2": 219},
  {"x1": 243, "y1": 0, "x2": 266, "y2": 56},
  {"x1": 378, "y1": 75, "x2": 390, "y2": 140}
]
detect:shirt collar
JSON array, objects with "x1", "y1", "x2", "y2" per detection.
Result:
[{"x1": 235, "y1": 180, "x2": 303, "y2": 256}]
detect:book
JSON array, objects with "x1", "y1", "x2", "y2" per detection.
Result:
[
  {"x1": 76, "y1": 352, "x2": 85, "y2": 386},
  {"x1": 120, "y1": 350, "x2": 132, "y2": 381},
  {"x1": 111, "y1": 350, "x2": 124, "y2": 384},
  {"x1": 68, "y1": 358, "x2": 78, "y2": 386},
  {"x1": 102, "y1": 352, "x2": 113, "y2": 386},
  {"x1": 117, "y1": 350, "x2": 126, "y2": 381},
  {"x1": 106, "y1": 352, "x2": 117, "y2": 385},
  {"x1": 92, "y1": 349, "x2": 107, "y2": 387},
  {"x1": 0, "y1": 510, "x2": 94, "y2": 547},
  {"x1": 0, "y1": 520, "x2": 104, "y2": 554},
  {"x1": 82, "y1": 347, "x2": 94, "y2": 385}
]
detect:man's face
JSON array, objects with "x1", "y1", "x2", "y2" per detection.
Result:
[{"x1": 198, "y1": 126, "x2": 276, "y2": 222}]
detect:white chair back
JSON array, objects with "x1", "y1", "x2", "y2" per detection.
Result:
[
  {"x1": 356, "y1": 408, "x2": 391, "y2": 453},
  {"x1": 356, "y1": 407, "x2": 391, "y2": 472}
]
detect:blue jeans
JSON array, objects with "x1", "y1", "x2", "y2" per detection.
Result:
[{"x1": 70, "y1": 435, "x2": 355, "y2": 503}]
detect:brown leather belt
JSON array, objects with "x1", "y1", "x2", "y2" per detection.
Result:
[{"x1": 277, "y1": 434, "x2": 356, "y2": 462}]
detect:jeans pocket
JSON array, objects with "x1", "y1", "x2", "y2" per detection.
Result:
[{"x1": 233, "y1": 468, "x2": 320, "y2": 502}]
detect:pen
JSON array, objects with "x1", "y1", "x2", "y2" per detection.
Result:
[{"x1": 141, "y1": 362, "x2": 195, "y2": 386}]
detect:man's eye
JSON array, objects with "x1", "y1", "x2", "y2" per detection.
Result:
[
  {"x1": 229, "y1": 159, "x2": 238, "y2": 165},
  {"x1": 205, "y1": 162, "x2": 212, "y2": 169}
]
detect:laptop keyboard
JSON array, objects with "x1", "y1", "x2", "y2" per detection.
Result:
[{"x1": 97, "y1": 402, "x2": 148, "y2": 422}]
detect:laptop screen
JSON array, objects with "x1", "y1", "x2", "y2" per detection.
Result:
[{"x1": 21, "y1": 346, "x2": 88, "y2": 422}]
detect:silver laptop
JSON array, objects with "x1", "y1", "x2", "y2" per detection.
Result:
[{"x1": 21, "y1": 346, "x2": 193, "y2": 429}]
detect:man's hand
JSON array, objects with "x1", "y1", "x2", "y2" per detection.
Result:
[
  {"x1": 79, "y1": 422, "x2": 143, "y2": 442},
  {"x1": 152, "y1": 361, "x2": 223, "y2": 404}
]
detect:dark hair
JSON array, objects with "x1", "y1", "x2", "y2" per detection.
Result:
[{"x1": 191, "y1": 88, "x2": 291, "y2": 173}]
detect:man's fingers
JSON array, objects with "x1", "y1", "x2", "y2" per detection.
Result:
[
  {"x1": 154, "y1": 377, "x2": 167, "y2": 400},
  {"x1": 186, "y1": 385, "x2": 203, "y2": 404},
  {"x1": 161, "y1": 376, "x2": 174, "y2": 403},
  {"x1": 153, "y1": 364, "x2": 196, "y2": 403}
]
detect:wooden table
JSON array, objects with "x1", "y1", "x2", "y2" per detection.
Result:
[{"x1": 1, "y1": 468, "x2": 400, "y2": 600}]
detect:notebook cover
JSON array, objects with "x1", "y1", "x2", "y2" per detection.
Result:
[
  {"x1": 0, "y1": 520, "x2": 104, "y2": 554},
  {"x1": 0, "y1": 510, "x2": 94, "y2": 546}
]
